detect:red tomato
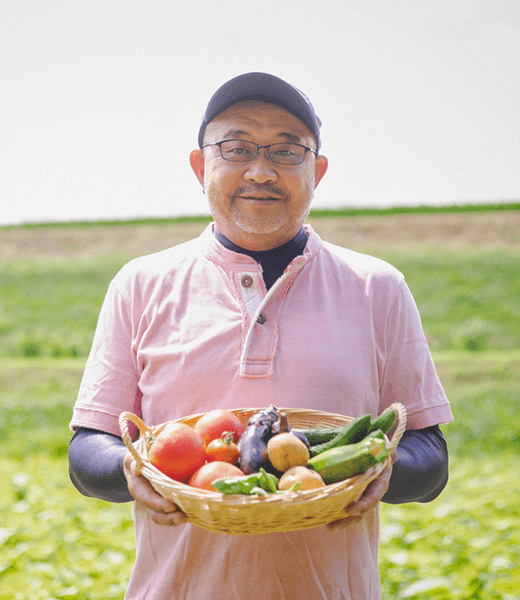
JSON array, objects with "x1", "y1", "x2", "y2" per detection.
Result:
[
  {"x1": 149, "y1": 422, "x2": 206, "y2": 482},
  {"x1": 194, "y1": 409, "x2": 244, "y2": 446},
  {"x1": 205, "y1": 432, "x2": 240, "y2": 464},
  {"x1": 188, "y1": 461, "x2": 244, "y2": 491}
]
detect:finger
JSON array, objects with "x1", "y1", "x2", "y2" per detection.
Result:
[
  {"x1": 327, "y1": 463, "x2": 393, "y2": 532},
  {"x1": 148, "y1": 508, "x2": 188, "y2": 526},
  {"x1": 124, "y1": 455, "x2": 181, "y2": 514},
  {"x1": 132, "y1": 476, "x2": 188, "y2": 526},
  {"x1": 131, "y1": 472, "x2": 179, "y2": 512},
  {"x1": 327, "y1": 515, "x2": 361, "y2": 533},
  {"x1": 349, "y1": 465, "x2": 392, "y2": 514}
]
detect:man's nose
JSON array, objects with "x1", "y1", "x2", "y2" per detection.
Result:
[{"x1": 243, "y1": 152, "x2": 278, "y2": 184}]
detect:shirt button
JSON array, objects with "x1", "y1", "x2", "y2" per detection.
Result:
[
  {"x1": 241, "y1": 275, "x2": 253, "y2": 288},
  {"x1": 257, "y1": 313, "x2": 267, "y2": 325}
]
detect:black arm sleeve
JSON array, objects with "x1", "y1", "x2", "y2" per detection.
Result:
[
  {"x1": 382, "y1": 424, "x2": 449, "y2": 504},
  {"x1": 68, "y1": 427, "x2": 133, "y2": 503}
]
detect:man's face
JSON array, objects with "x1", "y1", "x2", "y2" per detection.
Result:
[{"x1": 190, "y1": 101, "x2": 328, "y2": 250}]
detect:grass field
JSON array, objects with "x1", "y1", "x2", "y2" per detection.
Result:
[{"x1": 1, "y1": 206, "x2": 519, "y2": 599}]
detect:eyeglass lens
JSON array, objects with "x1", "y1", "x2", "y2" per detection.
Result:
[{"x1": 219, "y1": 140, "x2": 307, "y2": 165}]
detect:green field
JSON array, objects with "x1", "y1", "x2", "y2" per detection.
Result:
[
  {"x1": 1, "y1": 208, "x2": 519, "y2": 599},
  {"x1": 1, "y1": 248, "x2": 519, "y2": 359}
]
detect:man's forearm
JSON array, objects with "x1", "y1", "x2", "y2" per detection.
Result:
[
  {"x1": 68, "y1": 428, "x2": 133, "y2": 503},
  {"x1": 382, "y1": 425, "x2": 449, "y2": 504}
]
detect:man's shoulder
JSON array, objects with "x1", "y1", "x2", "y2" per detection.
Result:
[
  {"x1": 114, "y1": 236, "x2": 204, "y2": 286},
  {"x1": 320, "y1": 240, "x2": 404, "y2": 282}
]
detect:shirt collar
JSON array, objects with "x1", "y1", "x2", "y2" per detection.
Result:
[{"x1": 200, "y1": 222, "x2": 322, "y2": 272}]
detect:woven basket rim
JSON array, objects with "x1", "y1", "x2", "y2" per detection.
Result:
[
  {"x1": 119, "y1": 405, "x2": 407, "y2": 534},
  {"x1": 120, "y1": 404, "x2": 406, "y2": 508}
]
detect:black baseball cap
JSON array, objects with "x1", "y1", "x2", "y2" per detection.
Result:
[{"x1": 198, "y1": 72, "x2": 322, "y2": 153}]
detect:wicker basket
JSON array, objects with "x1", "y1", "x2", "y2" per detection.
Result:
[{"x1": 119, "y1": 403, "x2": 406, "y2": 535}]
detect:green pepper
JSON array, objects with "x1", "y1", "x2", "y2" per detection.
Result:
[
  {"x1": 249, "y1": 486, "x2": 269, "y2": 496},
  {"x1": 237, "y1": 478, "x2": 256, "y2": 494},
  {"x1": 259, "y1": 468, "x2": 279, "y2": 493},
  {"x1": 212, "y1": 470, "x2": 279, "y2": 495},
  {"x1": 212, "y1": 473, "x2": 261, "y2": 494}
]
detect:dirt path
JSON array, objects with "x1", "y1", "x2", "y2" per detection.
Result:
[
  {"x1": 1, "y1": 210, "x2": 518, "y2": 260},
  {"x1": 309, "y1": 210, "x2": 520, "y2": 253}
]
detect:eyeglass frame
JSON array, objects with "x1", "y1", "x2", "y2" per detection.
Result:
[{"x1": 201, "y1": 139, "x2": 318, "y2": 165}]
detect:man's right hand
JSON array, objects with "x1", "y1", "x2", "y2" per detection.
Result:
[{"x1": 123, "y1": 452, "x2": 188, "y2": 526}]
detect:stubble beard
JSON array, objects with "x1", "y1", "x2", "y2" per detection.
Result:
[{"x1": 207, "y1": 187, "x2": 313, "y2": 237}]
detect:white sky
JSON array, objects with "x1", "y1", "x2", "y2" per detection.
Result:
[{"x1": 1, "y1": 0, "x2": 519, "y2": 225}]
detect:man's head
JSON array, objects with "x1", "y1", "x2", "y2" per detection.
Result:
[
  {"x1": 190, "y1": 73, "x2": 328, "y2": 251},
  {"x1": 197, "y1": 72, "x2": 323, "y2": 154}
]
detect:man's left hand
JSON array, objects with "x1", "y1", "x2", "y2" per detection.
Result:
[{"x1": 326, "y1": 454, "x2": 396, "y2": 533}]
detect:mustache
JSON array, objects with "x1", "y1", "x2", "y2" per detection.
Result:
[{"x1": 232, "y1": 185, "x2": 286, "y2": 198}]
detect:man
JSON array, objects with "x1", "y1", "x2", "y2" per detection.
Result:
[{"x1": 69, "y1": 72, "x2": 453, "y2": 599}]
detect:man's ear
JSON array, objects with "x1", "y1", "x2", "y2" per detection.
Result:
[
  {"x1": 189, "y1": 149, "x2": 205, "y2": 190},
  {"x1": 314, "y1": 155, "x2": 329, "y2": 189}
]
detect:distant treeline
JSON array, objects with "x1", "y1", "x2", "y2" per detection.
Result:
[{"x1": 3, "y1": 201, "x2": 519, "y2": 230}]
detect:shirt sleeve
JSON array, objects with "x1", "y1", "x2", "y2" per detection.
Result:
[
  {"x1": 378, "y1": 279, "x2": 453, "y2": 430},
  {"x1": 70, "y1": 275, "x2": 143, "y2": 437}
]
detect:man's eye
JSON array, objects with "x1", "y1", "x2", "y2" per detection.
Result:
[
  {"x1": 222, "y1": 142, "x2": 255, "y2": 157},
  {"x1": 231, "y1": 147, "x2": 253, "y2": 155},
  {"x1": 271, "y1": 144, "x2": 301, "y2": 157},
  {"x1": 272, "y1": 149, "x2": 297, "y2": 157}
]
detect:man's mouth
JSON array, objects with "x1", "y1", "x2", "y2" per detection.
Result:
[
  {"x1": 238, "y1": 195, "x2": 280, "y2": 201},
  {"x1": 233, "y1": 187, "x2": 285, "y2": 203}
]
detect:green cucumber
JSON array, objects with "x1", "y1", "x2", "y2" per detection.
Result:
[
  {"x1": 308, "y1": 414, "x2": 372, "y2": 458},
  {"x1": 295, "y1": 413, "x2": 373, "y2": 447},
  {"x1": 307, "y1": 431, "x2": 388, "y2": 484},
  {"x1": 369, "y1": 409, "x2": 397, "y2": 435},
  {"x1": 293, "y1": 426, "x2": 344, "y2": 446}
]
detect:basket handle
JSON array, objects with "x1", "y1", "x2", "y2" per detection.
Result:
[
  {"x1": 119, "y1": 411, "x2": 151, "y2": 475},
  {"x1": 386, "y1": 402, "x2": 407, "y2": 454}
]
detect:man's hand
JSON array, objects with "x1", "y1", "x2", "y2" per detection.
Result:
[
  {"x1": 326, "y1": 455, "x2": 396, "y2": 533},
  {"x1": 123, "y1": 452, "x2": 187, "y2": 526}
]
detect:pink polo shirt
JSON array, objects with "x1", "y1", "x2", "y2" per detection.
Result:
[{"x1": 71, "y1": 223, "x2": 452, "y2": 600}]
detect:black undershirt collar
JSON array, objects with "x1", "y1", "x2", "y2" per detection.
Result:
[{"x1": 213, "y1": 227, "x2": 308, "y2": 290}]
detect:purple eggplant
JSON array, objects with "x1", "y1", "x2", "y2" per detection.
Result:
[
  {"x1": 238, "y1": 406, "x2": 310, "y2": 474},
  {"x1": 237, "y1": 405, "x2": 280, "y2": 474},
  {"x1": 271, "y1": 411, "x2": 310, "y2": 449}
]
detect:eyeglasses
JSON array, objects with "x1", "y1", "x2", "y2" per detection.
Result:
[{"x1": 202, "y1": 139, "x2": 317, "y2": 165}]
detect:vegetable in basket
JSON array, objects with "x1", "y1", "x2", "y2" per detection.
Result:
[
  {"x1": 267, "y1": 432, "x2": 310, "y2": 472},
  {"x1": 271, "y1": 411, "x2": 310, "y2": 448},
  {"x1": 237, "y1": 406, "x2": 279, "y2": 474},
  {"x1": 238, "y1": 405, "x2": 310, "y2": 474},
  {"x1": 369, "y1": 409, "x2": 397, "y2": 435},
  {"x1": 295, "y1": 408, "x2": 397, "y2": 447},
  {"x1": 205, "y1": 431, "x2": 240, "y2": 464},
  {"x1": 211, "y1": 468, "x2": 280, "y2": 495},
  {"x1": 194, "y1": 409, "x2": 244, "y2": 445},
  {"x1": 188, "y1": 461, "x2": 244, "y2": 491},
  {"x1": 278, "y1": 466, "x2": 325, "y2": 491},
  {"x1": 307, "y1": 430, "x2": 389, "y2": 484},
  {"x1": 308, "y1": 414, "x2": 372, "y2": 458},
  {"x1": 148, "y1": 422, "x2": 206, "y2": 482}
]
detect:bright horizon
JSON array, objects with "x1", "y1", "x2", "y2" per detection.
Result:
[{"x1": 1, "y1": 1, "x2": 519, "y2": 226}]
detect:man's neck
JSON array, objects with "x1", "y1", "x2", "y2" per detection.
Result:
[{"x1": 213, "y1": 227, "x2": 308, "y2": 290}]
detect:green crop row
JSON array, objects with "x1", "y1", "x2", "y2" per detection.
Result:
[{"x1": 1, "y1": 248, "x2": 519, "y2": 359}]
